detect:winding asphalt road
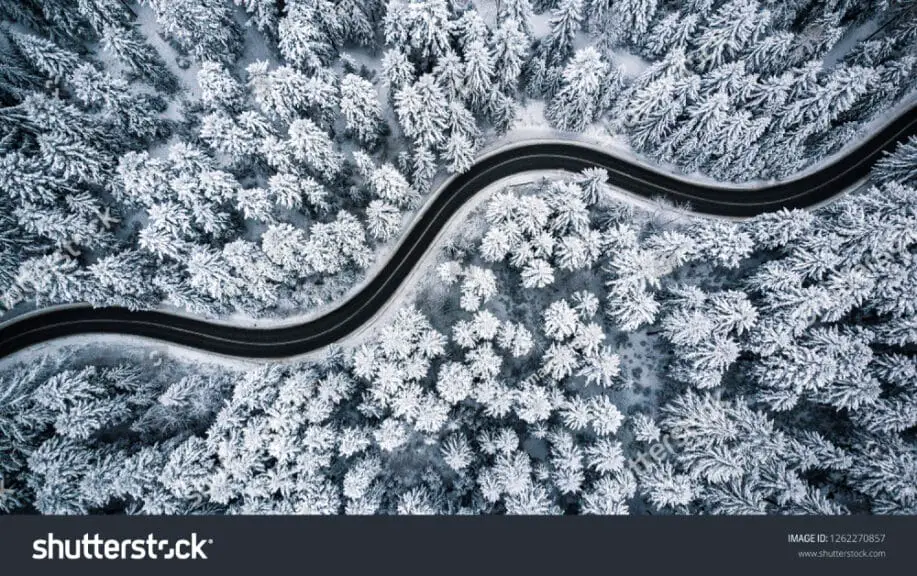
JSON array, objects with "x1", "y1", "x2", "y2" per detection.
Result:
[{"x1": 2, "y1": 106, "x2": 917, "y2": 360}]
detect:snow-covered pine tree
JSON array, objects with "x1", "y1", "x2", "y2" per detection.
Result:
[
  {"x1": 690, "y1": 0, "x2": 772, "y2": 72},
  {"x1": 6, "y1": 29, "x2": 80, "y2": 83},
  {"x1": 340, "y1": 73, "x2": 382, "y2": 145},
  {"x1": 546, "y1": 47, "x2": 622, "y2": 132},
  {"x1": 277, "y1": 2, "x2": 335, "y2": 73},
  {"x1": 144, "y1": 0, "x2": 242, "y2": 63},
  {"x1": 546, "y1": 0, "x2": 584, "y2": 65}
]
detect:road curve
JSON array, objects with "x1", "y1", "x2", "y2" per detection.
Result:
[{"x1": 2, "y1": 105, "x2": 917, "y2": 360}]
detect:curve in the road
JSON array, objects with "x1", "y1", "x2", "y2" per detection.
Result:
[{"x1": 2, "y1": 105, "x2": 917, "y2": 360}]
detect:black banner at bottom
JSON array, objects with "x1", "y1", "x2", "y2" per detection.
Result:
[{"x1": 0, "y1": 515, "x2": 913, "y2": 575}]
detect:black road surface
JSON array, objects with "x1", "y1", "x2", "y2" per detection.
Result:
[{"x1": 2, "y1": 107, "x2": 917, "y2": 360}]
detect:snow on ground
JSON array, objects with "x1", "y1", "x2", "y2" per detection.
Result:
[
  {"x1": 236, "y1": 17, "x2": 275, "y2": 70},
  {"x1": 472, "y1": 0, "x2": 552, "y2": 36},
  {"x1": 134, "y1": 3, "x2": 201, "y2": 99},
  {"x1": 0, "y1": 333, "x2": 259, "y2": 377},
  {"x1": 471, "y1": 0, "x2": 499, "y2": 27},
  {"x1": 471, "y1": 0, "x2": 649, "y2": 78},
  {"x1": 612, "y1": 329, "x2": 667, "y2": 417},
  {"x1": 612, "y1": 50, "x2": 651, "y2": 79},
  {"x1": 529, "y1": 11, "x2": 553, "y2": 38},
  {"x1": 823, "y1": 18, "x2": 881, "y2": 69}
]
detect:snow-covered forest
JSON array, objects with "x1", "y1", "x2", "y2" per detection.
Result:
[
  {"x1": 1, "y1": 0, "x2": 916, "y2": 515},
  {"x1": 4, "y1": 150, "x2": 917, "y2": 515},
  {"x1": 1, "y1": 0, "x2": 915, "y2": 322}
]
